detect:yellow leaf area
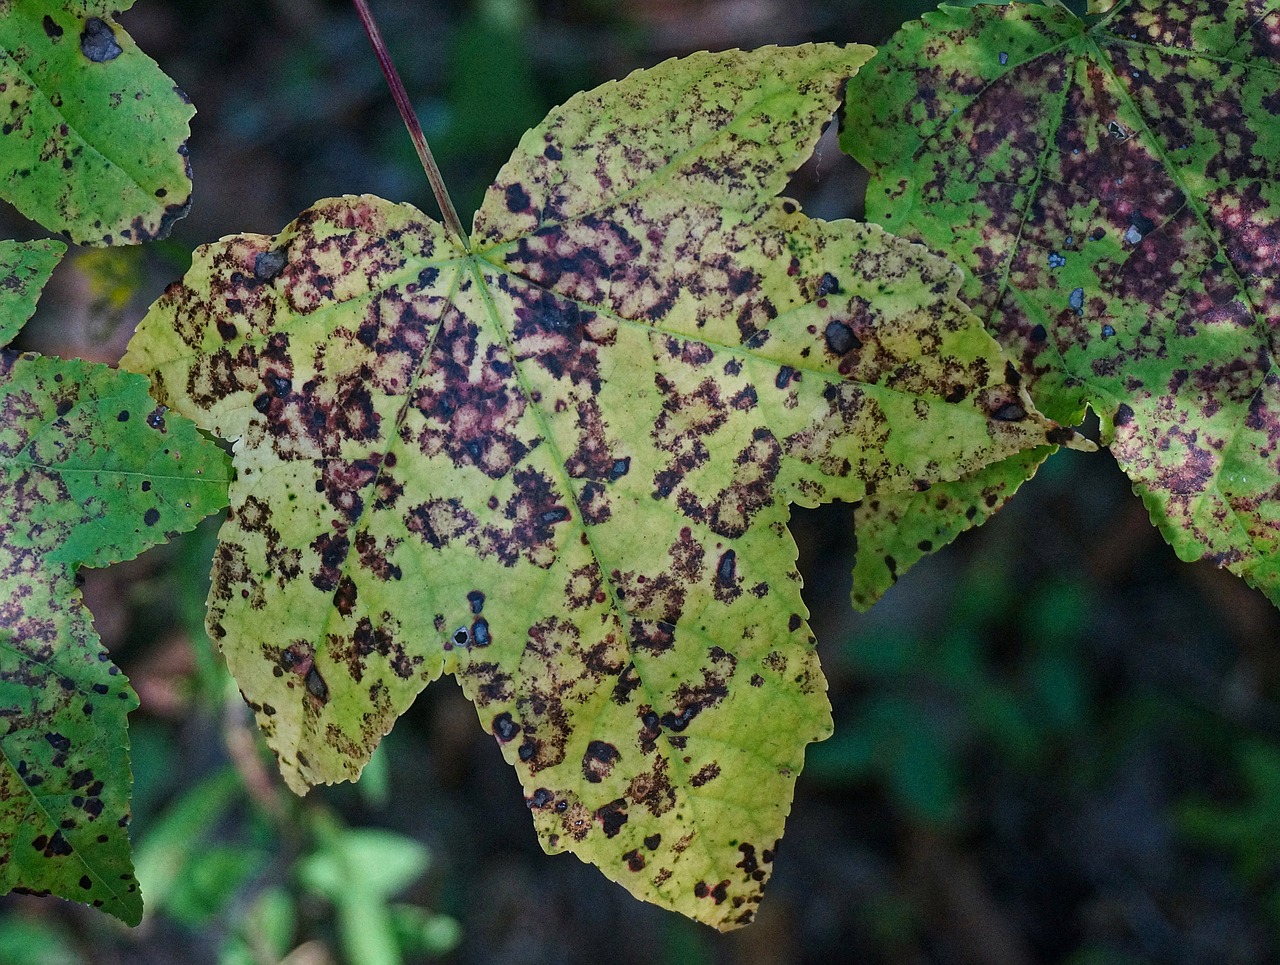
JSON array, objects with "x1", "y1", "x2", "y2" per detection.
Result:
[{"x1": 122, "y1": 45, "x2": 1075, "y2": 929}]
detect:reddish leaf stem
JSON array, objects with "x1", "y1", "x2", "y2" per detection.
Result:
[{"x1": 351, "y1": 0, "x2": 468, "y2": 249}]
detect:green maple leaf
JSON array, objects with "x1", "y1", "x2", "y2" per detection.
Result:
[
  {"x1": 0, "y1": 237, "x2": 61, "y2": 344},
  {"x1": 844, "y1": 0, "x2": 1280, "y2": 603},
  {"x1": 0, "y1": 0, "x2": 194, "y2": 245},
  {"x1": 121, "y1": 45, "x2": 1078, "y2": 928},
  {"x1": 0, "y1": 240, "x2": 229, "y2": 924}
]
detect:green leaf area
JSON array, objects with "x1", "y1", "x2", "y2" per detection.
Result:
[
  {"x1": 844, "y1": 0, "x2": 1280, "y2": 603},
  {"x1": 122, "y1": 45, "x2": 1076, "y2": 929},
  {"x1": 0, "y1": 0, "x2": 194, "y2": 246},
  {"x1": 0, "y1": 241, "x2": 229, "y2": 925}
]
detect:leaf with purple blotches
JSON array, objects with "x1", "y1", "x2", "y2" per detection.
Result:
[
  {"x1": 123, "y1": 44, "x2": 1080, "y2": 929},
  {"x1": 846, "y1": 0, "x2": 1280, "y2": 604}
]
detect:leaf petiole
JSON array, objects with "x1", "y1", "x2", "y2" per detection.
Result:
[{"x1": 351, "y1": 0, "x2": 469, "y2": 250}]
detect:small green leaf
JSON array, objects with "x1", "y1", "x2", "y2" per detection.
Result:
[
  {"x1": 0, "y1": 255, "x2": 230, "y2": 924},
  {"x1": 123, "y1": 45, "x2": 1075, "y2": 928},
  {"x1": 851, "y1": 448, "x2": 1049, "y2": 609},
  {"x1": 844, "y1": 0, "x2": 1280, "y2": 604},
  {"x1": 0, "y1": 0, "x2": 194, "y2": 245},
  {"x1": 0, "y1": 239, "x2": 65, "y2": 346}
]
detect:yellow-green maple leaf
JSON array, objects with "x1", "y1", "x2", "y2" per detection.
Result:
[{"x1": 122, "y1": 44, "x2": 1079, "y2": 929}]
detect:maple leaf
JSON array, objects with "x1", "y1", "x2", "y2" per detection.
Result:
[
  {"x1": 850, "y1": 447, "x2": 1051, "y2": 609},
  {"x1": 0, "y1": 240, "x2": 229, "y2": 924},
  {"x1": 121, "y1": 44, "x2": 1078, "y2": 928},
  {"x1": 0, "y1": 0, "x2": 194, "y2": 246},
  {"x1": 844, "y1": 0, "x2": 1280, "y2": 603}
]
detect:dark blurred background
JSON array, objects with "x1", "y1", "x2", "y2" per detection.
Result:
[{"x1": 5, "y1": 1, "x2": 1280, "y2": 962}]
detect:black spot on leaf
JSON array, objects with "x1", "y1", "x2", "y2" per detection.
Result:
[
  {"x1": 80, "y1": 18, "x2": 122, "y2": 62},
  {"x1": 492, "y1": 713, "x2": 520, "y2": 741},
  {"x1": 528, "y1": 788, "x2": 554, "y2": 808},
  {"x1": 717, "y1": 550, "x2": 737, "y2": 586},
  {"x1": 582, "y1": 740, "x2": 620, "y2": 783},
  {"x1": 253, "y1": 249, "x2": 287, "y2": 281},
  {"x1": 823, "y1": 320, "x2": 860, "y2": 355},
  {"x1": 595, "y1": 798, "x2": 628, "y2": 837},
  {"x1": 305, "y1": 666, "x2": 329, "y2": 702}
]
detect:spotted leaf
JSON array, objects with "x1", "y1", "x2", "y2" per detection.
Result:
[
  {"x1": 0, "y1": 0, "x2": 194, "y2": 246},
  {"x1": 122, "y1": 45, "x2": 1079, "y2": 929},
  {"x1": 850, "y1": 448, "x2": 1051, "y2": 609},
  {"x1": 0, "y1": 242, "x2": 230, "y2": 924},
  {"x1": 844, "y1": 0, "x2": 1280, "y2": 603},
  {"x1": 0, "y1": 238, "x2": 63, "y2": 345}
]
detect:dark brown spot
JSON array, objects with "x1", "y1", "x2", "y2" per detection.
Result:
[
  {"x1": 595, "y1": 798, "x2": 628, "y2": 837},
  {"x1": 582, "y1": 740, "x2": 621, "y2": 783},
  {"x1": 691, "y1": 762, "x2": 721, "y2": 786},
  {"x1": 305, "y1": 666, "x2": 328, "y2": 702},
  {"x1": 333, "y1": 578, "x2": 357, "y2": 616}
]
